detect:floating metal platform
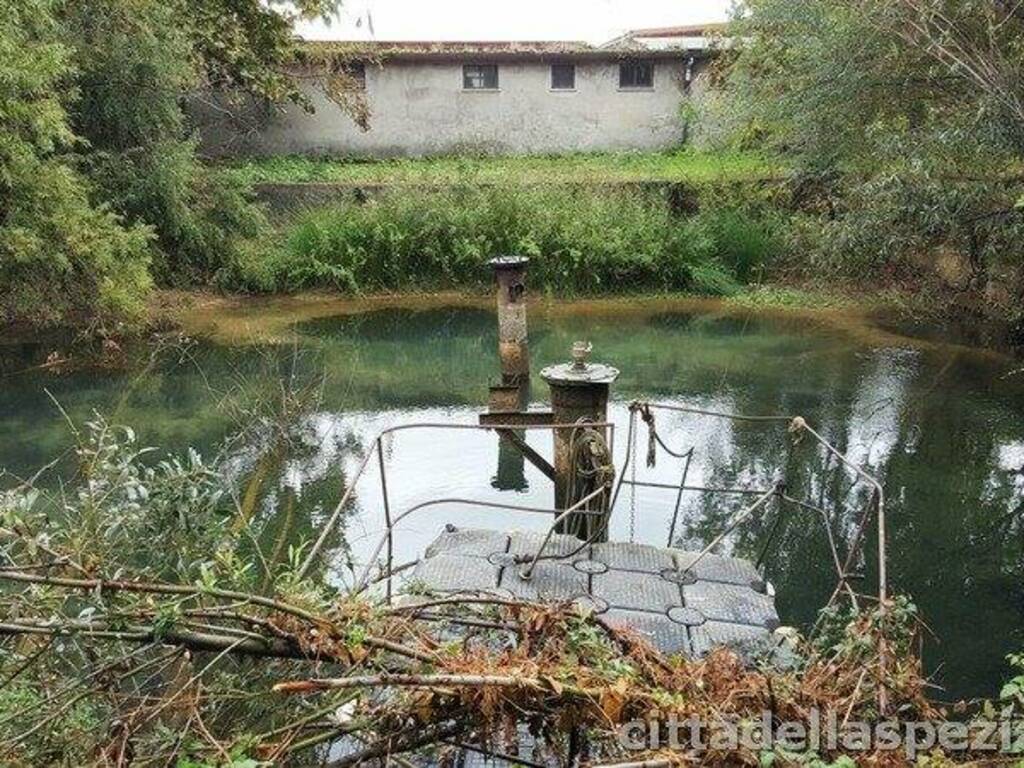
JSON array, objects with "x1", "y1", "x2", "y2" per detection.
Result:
[{"x1": 409, "y1": 525, "x2": 781, "y2": 659}]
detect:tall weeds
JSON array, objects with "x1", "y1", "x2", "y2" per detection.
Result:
[{"x1": 227, "y1": 185, "x2": 782, "y2": 296}]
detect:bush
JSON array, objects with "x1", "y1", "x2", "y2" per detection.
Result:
[
  {"x1": 0, "y1": 0, "x2": 153, "y2": 328},
  {"x1": 226, "y1": 185, "x2": 783, "y2": 296},
  {"x1": 68, "y1": 0, "x2": 270, "y2": 285}
]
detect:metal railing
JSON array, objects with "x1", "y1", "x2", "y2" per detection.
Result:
[
  {"x1": 615, "y1": 401, "x2": 887, "y2": 616},
  {"x1": 295, "y1": 421, "x2": 616, "y2": 602},
  {"x1": 298, "y1": 404, "x2": 886, "y2": 625}
]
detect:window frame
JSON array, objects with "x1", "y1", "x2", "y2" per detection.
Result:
[
  {"x1": 463, "y1": 63, "x2": 500, "y2": 91},
  {"x1": 619, "y1": 60, "x2": 655, "y2": 90},
  {"x1": 550, "y1": 62, "x2": 576, "y2": 91},
  {"x1": 343, "y1": 62, "x2": 367, "y2": 91}
]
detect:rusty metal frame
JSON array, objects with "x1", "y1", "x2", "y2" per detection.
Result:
[
  {"x1": 300, "y1": 404, "x2": 885, "y2": 637},
  {"x1": 614, "y1": 402, "x2": 886, "y2": 610},
  {"x1": 297, "y1": 421, "x2": 615, "y2": 583}
]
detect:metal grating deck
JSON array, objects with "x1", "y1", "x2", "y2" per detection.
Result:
[{"x1": 407, "y1": 525, "x2": 781, "y2": 659}]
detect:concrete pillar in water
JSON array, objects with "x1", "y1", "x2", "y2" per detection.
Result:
[
  {"x1": 489, "y1": 256, "x2": 530, "y2": 385},
  {"x1": 541, "y1": 342, "x2": 620, "y2": 540},
  {"x1": 489, "y1": 383, "x2": 531, "y2": 492}
]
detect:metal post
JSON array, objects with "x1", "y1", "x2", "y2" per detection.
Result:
[
  {"x1": 541, "y1": 342, "x2": 619, "y2": 540},
  {"x1": 377, "y1": 440, "x2": 393, "y2": 605}
]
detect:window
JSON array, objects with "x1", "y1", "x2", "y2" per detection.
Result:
[
  {"x1": 463, "y1": 64, "x2": 499, "y2": 90},
  {"x1": 551, "y1": 63, "x2": 576, "y2": 90},
  {"x1": 342, "y1": 62, "x2": 367, "y2": 90},
  {"x1": 619, "y1": 60, "x2": 654, "y2": 89}
]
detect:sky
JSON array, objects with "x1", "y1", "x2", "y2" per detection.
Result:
[{"x1": 294, "y1": 0, "x2": 732, "y2": 44}]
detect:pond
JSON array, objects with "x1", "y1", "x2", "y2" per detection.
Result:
[{"x1": 1, "y1": 296, "x2": 1022, "y2": 702}]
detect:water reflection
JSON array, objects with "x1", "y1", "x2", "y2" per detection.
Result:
[{"x1": 1, "y1": 302, "x2": 1022, "y2": 700}]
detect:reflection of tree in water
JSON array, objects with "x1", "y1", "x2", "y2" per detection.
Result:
[
  {"x1": 227, "y1": 413, "x2": 365, "y2": 586},
  {"x1": 197, "y1": 345, "x2": 367, "y2": 586},
  {"x1": 296, "y1": 307, "x2": 499, "y2": 410},
  {"x1": 673, "y1": 411, "x2": 844, "y2": 627},
  {"x1": 663, "y1": 345, "x2": 1024, "y2": 699}
]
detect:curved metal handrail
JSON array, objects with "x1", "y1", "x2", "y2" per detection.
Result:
[
  {"x1": 298, "y1": 421, "x2": 615, "y2": 581},
  {"x1": 352, "y1": 489, "x2": 608, "y2": 593}
]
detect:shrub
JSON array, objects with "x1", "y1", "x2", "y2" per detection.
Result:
[
  {"x1": 0, "y1": 0, "x2": 153, "y2": 328},
  {"x1": 226, "y1": 185, "x2": 780, "y2": 296}
]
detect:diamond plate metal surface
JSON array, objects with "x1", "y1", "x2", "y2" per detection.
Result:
[
  {"x1": 425, "y1": 528, "x2": 510, "y2": 559},
  {"x1": 591, "y1": 569, "x2": 684, "y2": 613},
  {"x1": 603, "y1": 609, "x2": 692, "y2": 657},
  {"x1": 590, "y1": 542, "x2": 676, "y2": 574},
  {"x1": 690, "y1": 621, "x2": 776, "y2": 657},
  {"x1": 507, "y1": 531, "x2": 580, "y2": 559},
  {"x1": 408, "y1": 526, "x2": 781, "y2": 660},
  {"x1": 673, "y1": 551, "x2": 763, "y2": 588},
  {"x1": 684, "y1": 582, "x2": 778, "y2": 628},
  {"x1": 500, "y1": 561, "x2": 589, "y2": 601},
  {"x1": 412, "y1": 553, "x2": 501, "y2": 593}
]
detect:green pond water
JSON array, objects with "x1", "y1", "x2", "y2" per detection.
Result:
[{"x1": 1, "y1": 299, "x2": 1022, "y2": 702}]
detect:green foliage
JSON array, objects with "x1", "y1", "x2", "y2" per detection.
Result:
[
  {"x1": 812, "y1": 596, "x2": 920, "y2": 661},
  {"x1": 0, "y1": 0, "x2": 343, "y2": 329},
  {"x1": 717, "y1": 0, "x2": 1024, "y2": 312},
  {"x1": 565, "y1": 612, "x2": 638, "y2": 680},
  {"x1": 226, "y1": 186, "x2": 784, "y2": 296},
  {"x1": 65, "y1": 0, "x2": 271, "y2": 284},
  {"x1": 4, "y1": 417, "x2": 233, "y2": 580},
  {"x1": 221, "y1": 149, "x2": 781, "y2": 185},
  {"x1": 727, "y1": 286, "x2": 854, "y2": 311},
  {"x1": 186, "y1": 0, "x2": 340, "y2": 106},
  {"x1": 0, "y1": 407, "x2": 352, "y2": 764},
  {"x1": 724, "y1": 0, "x2": 1024, "y2": 170},
  {"x1": 0, "y1": 0, "x2": 152, "y2": 327},
  {"x1": 1002, "y1": 653, "x2": 1024, "y2": 709}
]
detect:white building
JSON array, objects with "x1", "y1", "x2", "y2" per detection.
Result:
[{"x1": 196, "y1": 30, "x2": 716, "y2": 157}]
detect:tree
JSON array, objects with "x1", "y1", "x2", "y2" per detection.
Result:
[
  {"x1": 718, "y1": 0, "x2": 1024, "y2": 310},
  {"x1": 0, "y1": 0, "x2": 152, "y2": 327},
  {"x1": 1, "y1": 0, "x2": 347, "y2": 328},
  {"x1": 871, "y1": 0, "x2": 1024, "y2": 151}
]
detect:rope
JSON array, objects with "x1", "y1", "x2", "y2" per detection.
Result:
[
  {"x1": 564, "y1": 419, "x2": 615, "y2": 542},
  {"x1": 630, "y1": 401, "x2": 698, "y2": 547},
  {"x1": 636, "y1": 403, "x2": 693, "y2": 467},
  {"x1": 642, "y1": 405, "x2": 657, "y2": 468}
]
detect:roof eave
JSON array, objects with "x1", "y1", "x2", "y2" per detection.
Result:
[{"x1": 296, "y1": 40, "x2": 710, "y2": 64}]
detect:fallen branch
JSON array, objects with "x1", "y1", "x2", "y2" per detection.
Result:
[
  {"x1": 0, "y1": 621, "x2": 304, "y2": 660},
  {"x1": 325, "y1": 720, "x2": 468, "y2": 768},
  {"x1": 273, "y1": 672, "x2": 595, "y2": 698},
  {"x1": 0, "y1": 571, "x2": 432, "y2": 663}
]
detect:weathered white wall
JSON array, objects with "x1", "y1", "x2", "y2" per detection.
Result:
[{"x1": 197, "y1": 58, "x2": 704, "y2": 157}]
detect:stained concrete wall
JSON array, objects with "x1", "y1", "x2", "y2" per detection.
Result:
[{"x1": 196, "y1": 58, "x2": 705, "y2": 157}]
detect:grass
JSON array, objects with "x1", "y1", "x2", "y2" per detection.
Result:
[
  {"x1": 224, "y1": 185, "x2": 785, "y2": 296},
  {"x1": 726, "y1": 286, "x2": 857, "y2": 311},
  {"x1": 220, "y1": 150, "x2": 783, "y2": 187}
]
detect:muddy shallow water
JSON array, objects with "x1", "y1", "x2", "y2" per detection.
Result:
[{"x1": 2, "y1": 295, "x2": 1022, "y2": 701}]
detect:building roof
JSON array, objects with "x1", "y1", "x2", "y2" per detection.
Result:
[
  {"x1": 626, "y1": 23, "x2": 728, "y2": 38},
  {"x1": 299, "y1": 39, "x2": 708, "y2": 62},
  {"x1": 600, "y1": 22, "x2": 727, "y2": 52}
]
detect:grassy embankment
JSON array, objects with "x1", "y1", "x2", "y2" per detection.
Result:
[
  {"x1": 221, "y1": 150, "x2": 781, "y2": 186},
  {"x1": 217, "y1": 151, "x2": 811, "y2": 303}
]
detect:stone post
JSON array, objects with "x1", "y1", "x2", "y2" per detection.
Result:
[{"x1": 489, "y1": 256, "x2": 530, "y2": 385}]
